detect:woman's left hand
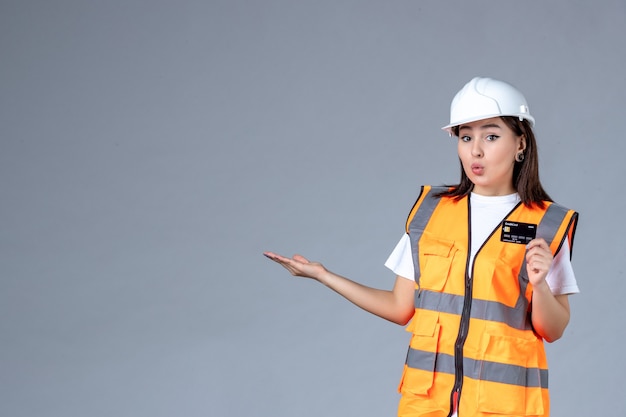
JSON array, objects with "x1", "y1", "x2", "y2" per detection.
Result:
[{"x1": 525, "y1": 238, "x2": 553, "y2": 286}]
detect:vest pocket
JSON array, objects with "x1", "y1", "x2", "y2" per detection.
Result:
[
  {"x1": 476, "y1": 333, "x2": 544, "y2": 415},
  {"x1": 400, "y1": 310, "x2": 441, "y2": 395},
  {"x1": 419, "y1": 235, "x2": 456, "y2": 291}
]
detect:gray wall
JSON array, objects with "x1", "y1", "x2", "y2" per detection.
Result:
[{"x1": 1, "y1": 1, "x2": 624, "y2": 416}]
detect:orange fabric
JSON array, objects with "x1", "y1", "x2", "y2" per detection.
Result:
[{"x1": 398, "y1": 187, "x2": 577, "y2": 417}]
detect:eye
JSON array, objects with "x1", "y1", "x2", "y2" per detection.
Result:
[
  {"x1": 460, "y1": 135, "x2": 471, "y2": 142},
  {"x1": 485, "y1": 134, "x2": 500, "y2": 141}
]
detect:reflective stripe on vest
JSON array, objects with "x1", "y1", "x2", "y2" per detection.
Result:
[
  {"x1": 405, "y1": 185, "x2": 446, "y2": 281},
  {"x1": 406, "y1": 349, "x2": 549, "y2": 388}
]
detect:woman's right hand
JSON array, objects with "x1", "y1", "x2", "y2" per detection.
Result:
[{"x1": 263, "y1": 252, "x2": 327, "y2": 281}]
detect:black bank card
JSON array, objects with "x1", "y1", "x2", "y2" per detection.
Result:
[{"x1": 500, "y1": 221, "x2": 537, "y2": 244}]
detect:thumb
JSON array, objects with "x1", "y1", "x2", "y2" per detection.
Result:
[{"x1": 293, "y1": 254, "x2": 310, "y2": 264}]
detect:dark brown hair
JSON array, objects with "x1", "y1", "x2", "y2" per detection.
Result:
[{"x1": 436, "y1": 116, "x2": 552, "y2": 207}]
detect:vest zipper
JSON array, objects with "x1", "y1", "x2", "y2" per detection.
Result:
[
  {"x1": 449, "y1": 259, "x2": 474, "y2": 416},
  {"x1": 448, "y1": 198, "x2": 474, "y2": 417}
]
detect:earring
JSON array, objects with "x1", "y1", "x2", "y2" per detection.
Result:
[{"x1": 515, "y1": 152, "x2": 525, "y2": 163}]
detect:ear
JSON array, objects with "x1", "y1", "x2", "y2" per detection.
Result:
[{"x1": 518, "y1": 135, "x2": 527, "y2": 152}]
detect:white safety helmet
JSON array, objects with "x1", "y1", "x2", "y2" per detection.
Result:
[{"x1": 442, "y1": 77, "x2": 535, "y2": 134}]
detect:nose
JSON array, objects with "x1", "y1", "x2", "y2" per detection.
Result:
[{"x1": 471, "y1": 140, "x2": 483, "y2": 157}]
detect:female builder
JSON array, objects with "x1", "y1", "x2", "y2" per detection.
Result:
[{"x1": 264, "y1": 77, "x2": 579, "y2": 417}]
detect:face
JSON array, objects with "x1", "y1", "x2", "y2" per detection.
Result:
[{"x1": 457, "y1": 117, "x2": 525, "y2": 196}]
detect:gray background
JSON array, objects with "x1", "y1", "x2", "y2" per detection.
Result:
[{"x1": 1, "y1": 1, "x2": 624, "y2": 416}]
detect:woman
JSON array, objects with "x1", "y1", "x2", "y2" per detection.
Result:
[{"x1": 264, "y1": 77, "x2": 579, "y2": 417}]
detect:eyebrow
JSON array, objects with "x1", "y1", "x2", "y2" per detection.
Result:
[{"x1": 459, "y1": 123, "x2": 502, "y2": 132}]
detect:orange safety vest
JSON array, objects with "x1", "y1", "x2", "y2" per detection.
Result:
[{"x1": 398, "y1": 186, "x2": 578, "y2": 417}]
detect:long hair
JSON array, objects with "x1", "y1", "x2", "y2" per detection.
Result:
[{"x1": 436, "y1": 116, "x2": 552, "y2": 207}]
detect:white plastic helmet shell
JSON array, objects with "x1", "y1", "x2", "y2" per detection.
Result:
[{"x1": 442, "y1": 77, "x2": 535, "y2": 134}]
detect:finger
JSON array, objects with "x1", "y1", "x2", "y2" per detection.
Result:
[
  {"x1": 264, "y1": 252, "x2": 291, "y2": 263},
  {"x1": 266, "y1": 256, "x2": 299, "y2": 275},
  {"x1": 526, "y1": 240, "x2": 540, "y2": 251},
  {"x1": 526, "y1": 250, "x2": 550, "y2": 263},
  {"x1": 528, "y1": 259, "x2": 543, "y2": 271},
  {"x1": 527, "y1": 254, "x2": 551, "y2": 273},
  {"x1": 526, "y1": 242, "x2": 552, "y2": 262},
  {"x1": 526, "y1": 248, "x2": 549, "y2": 261}
]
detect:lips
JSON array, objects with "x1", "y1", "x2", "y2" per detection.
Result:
[{"x1": 471, "y1": 163, "x2": 484, "y2": 175}]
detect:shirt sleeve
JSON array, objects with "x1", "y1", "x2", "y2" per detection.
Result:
[
  {"x1": 545, "y1": 239, "x2": 580, "y2": 295},
  {"x1": 384, "y1": 233, "x2": 415, "y2": 281}
]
